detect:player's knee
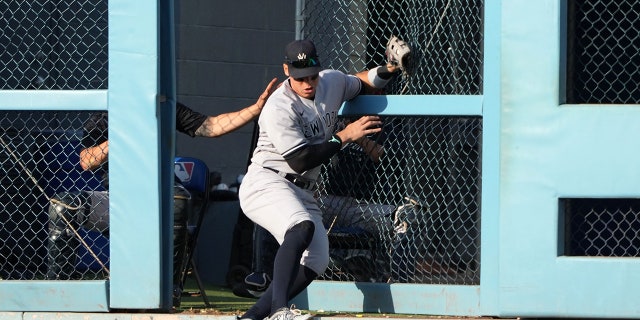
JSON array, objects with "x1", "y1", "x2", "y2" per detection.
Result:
[
  {"x1": 288, "y1": 220, "x2": 315, "y2": 247},
  {"x1": 317, "y1": 252, "x2": 330, "y2": 274},
  {"x1": 305, "y1": 250, "x2": 330, "y2": 275}
]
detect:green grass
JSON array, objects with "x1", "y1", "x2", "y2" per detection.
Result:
[
  {"x1": 177, "y1": 278, "x2": 255, "y2": 315},
  {"x1": 177, "y1": 278, "x2": 434, "y2": 318}
]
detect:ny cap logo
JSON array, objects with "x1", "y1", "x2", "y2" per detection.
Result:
[{"x1": 297, "y1": 53, "x2": 307, "y2": 60}]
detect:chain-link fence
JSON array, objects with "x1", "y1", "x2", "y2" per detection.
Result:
[
  {"x1": 298, "y1": 0, "x2": 484, "y2": 285},
  {"x1": 299, "y1": 0, "x2": 483, "y2": 95},
  {"x1": 566, "y1": 0, "x2": 640, "y2": 104},
  {"x1": 0, "y1": 109, "x2": 202, "y2": 310},
  {"x1": 0, "y1": 1, "x2": 108, "y2": 90},
  {"x1": 0, "y1": 0, "x2": 109, "y2": 280},
  {"x1": 0, "y1": 111, "x2": 108, "y2": 280},
  {"x1": 563, "y1": 198, "x2": 640, "y2": 257},
  {"x1": 1, "y1": 114, "x2": 482, "y2": 284},
  {"x1": 317, "y1": 116, "x2": 482, "y2": 285}
]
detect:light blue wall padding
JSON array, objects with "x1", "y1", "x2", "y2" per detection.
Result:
[
  {"x1": 498, "y1": 0, "x2": 640, "y2": 318},
  {"x1": 0, "y1": 91, "x2": 106, "y2": 110},
  {"x1": 341, "y1": 95, "x2": 483, "y2": 116},
  {"x1": 0, "y1": 281, "x2": 108, "y2": 312},
  {"x1": 108, "y1": 0, "x2": 173, "y2": 309},
  {"x1": 479, "y1": 0, "x2": 503, "y2": 315},
  {"x1": 297, "y1": 282, "x2": 481, "y2": 315}
]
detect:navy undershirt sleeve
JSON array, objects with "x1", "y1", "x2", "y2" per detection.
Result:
[{"x1": 285, "y1": 136, "x2": 342, "y2": 173}]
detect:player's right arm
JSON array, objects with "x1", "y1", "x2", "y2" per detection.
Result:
[{"x1": 285, "y1": 115, "x2": 382, "y2": 173}]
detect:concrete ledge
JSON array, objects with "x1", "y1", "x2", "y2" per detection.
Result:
[{"x1": 3, "y1": 312, "x2": 513, "y2": 320}]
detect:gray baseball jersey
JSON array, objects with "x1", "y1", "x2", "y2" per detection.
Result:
[
  {"x1": 239, "y1": 69, "x2": 362, "y2": 274},
  {"x1": 249, "y1": 69, "x2": 362, "y2": 181}
]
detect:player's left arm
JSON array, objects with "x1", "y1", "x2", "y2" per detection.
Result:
[
  {"x1": 354, "y1": 35, "x2": 411, "y2": 95},
  {"x1": 354, "y1": 62, "x2": 401, "y2": 94}
]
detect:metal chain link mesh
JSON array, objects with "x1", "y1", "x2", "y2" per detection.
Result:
[
  {"x1": 300, "y1": 0, "x2": 483, "y2": 95},
  {"x1": 316, "y1": 116, "x2": 482, "y2": 284},
  {"x1": 0, "y1": 109, "x2": 200, "y2": 296},
  {"x1": 0, "y1": 0, "x2": 486, "y2": 287},
  {"x1": 558, "y1": 1, "x2": 640, "y2": 258},
  {"x1": 566, "y1": 0, "x2": 640, "y2": 104},
  {"x1": 298, "y1": 0, "x2": 484, "y2": 284},
  {"x1": 0, "y1": 111, "x2": 108, "y2": 280},
  {"x1": 564, "y1": 198, "x2": 640, "y2": 257},
  {"x1": 0, "y1": 1, "x2": 108, "y2": 90},
  {"x1": 0, "y1": 0, "x2": 109, "y2": 280}
]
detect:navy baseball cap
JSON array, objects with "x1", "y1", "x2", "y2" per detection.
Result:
[{"x1": 284, "y1": 39, "x2": 322, "y2": 78}]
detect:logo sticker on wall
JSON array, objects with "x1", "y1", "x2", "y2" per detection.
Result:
[{"x1": 175, "y1": 161, "x2": 194, "y2": 183}]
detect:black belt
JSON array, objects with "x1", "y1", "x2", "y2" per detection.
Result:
[{"x1": 264, "y1": 167, "x2": 315, "y2": 190}]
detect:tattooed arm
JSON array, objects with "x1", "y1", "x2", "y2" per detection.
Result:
[{"x1": 190, "y1": 78, "x2": 278, "y2": 138}]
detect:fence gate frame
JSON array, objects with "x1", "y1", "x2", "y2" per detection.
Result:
[
  {"x1": 290, "y1": 1, "x2": 502, "y2": 316},
  {"x1": 0, "y1": 0, "x2": 177, "y2": 311}
]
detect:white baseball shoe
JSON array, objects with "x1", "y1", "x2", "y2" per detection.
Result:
[{"x1": 268, "y1": 305, "x2": 313, "y2": 320}]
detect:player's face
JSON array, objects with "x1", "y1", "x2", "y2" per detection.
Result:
[{"x1": 289, "y1": 74, "x2": 319, "y2": 99}]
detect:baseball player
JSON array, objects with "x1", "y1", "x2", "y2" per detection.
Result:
[
  {"x1": 237, "y1": 39, "x2": 402, "y2": 320},
  {"x1": 45, "y1": 79, "x2": 276, "y2": 307}
]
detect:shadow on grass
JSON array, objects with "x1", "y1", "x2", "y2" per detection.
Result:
[{"x1": 178, "y1": 278, "x2": 256, "y2": 315}]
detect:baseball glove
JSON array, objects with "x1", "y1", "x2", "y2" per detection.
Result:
[{"x1": 386, "y1": 35, "x2": 412, "y2": 73}]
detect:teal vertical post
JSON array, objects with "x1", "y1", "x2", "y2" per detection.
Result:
[
  {"x1": 158, "y1": 0, "x2": 177, "y2": 307},
  {"x1": 480, "y1": 0, "x2": 502, "y2": 315},
  {"x1": 108, "y1": 0, "x2": 171, "y2": 309}
]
